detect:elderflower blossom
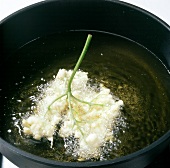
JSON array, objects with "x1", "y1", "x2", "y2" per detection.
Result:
[{"x1": 22, "y1": 69, "x2": 124, "y2": 159}]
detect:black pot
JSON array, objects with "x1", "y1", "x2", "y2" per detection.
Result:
[{"x1": 0, "y1": 0, "x2": 170, "y2": 167}]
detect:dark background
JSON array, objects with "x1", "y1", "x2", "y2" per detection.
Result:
[{"x1": 146, "y1": 147, "x2": 170, "y2": 168}]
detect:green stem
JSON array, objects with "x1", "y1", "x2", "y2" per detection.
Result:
[
  {"x1": 67, "y1": 34, "x2": 92, "y2": 92},
  {"x1": 67, "y1": 92, "x2": 74, "y2": 120},
  {"x1": 71, "y1": 93, "x2": 104, "y2": 107},
  {"x1": 46, "y1": 34, "x2": 92, "y2": 113},
  {"x1": 48, "y1": 93, "x2": 67, "y2": 110}
]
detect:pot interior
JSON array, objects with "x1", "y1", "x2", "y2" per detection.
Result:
[{"x1": 0, "y1": 30, "x2": 170, "y2": 162}]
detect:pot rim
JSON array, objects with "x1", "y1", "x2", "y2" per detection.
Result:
[
  {"x1": 0, "y1": 131, "x2": 170, "y2": 167},
  {"x1": 0, "y1": 0, "x2": 170, "y2": 167},
  {"x1": 0, "y1": 0, "x2": 170, "y2": 30}
]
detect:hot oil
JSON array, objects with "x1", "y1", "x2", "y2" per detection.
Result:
[{"x1": 1, "y1": 31, "x2": 170, "y2": 161}]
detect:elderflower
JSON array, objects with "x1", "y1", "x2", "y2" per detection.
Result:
[{"x1": 22, "y1": 69, "x2": 123, "y2": 159}]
